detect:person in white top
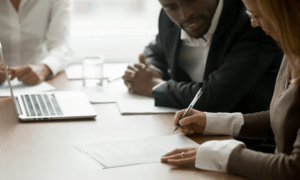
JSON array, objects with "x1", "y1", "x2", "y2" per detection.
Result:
[{"x1": 0, "y1": 0, "x2": 73, "y2": 85}]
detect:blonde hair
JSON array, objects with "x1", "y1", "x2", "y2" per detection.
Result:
[{"x1": 257, "y1": 0, "x2": 300, "y2": 83}]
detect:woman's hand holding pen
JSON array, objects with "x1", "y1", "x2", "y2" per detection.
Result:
[{"x1": 174, "y1": 109, "x2": 207, "y2": 134}]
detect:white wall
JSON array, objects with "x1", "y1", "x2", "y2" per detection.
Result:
[{"x1": 71, "y1": 0, "x2": 161, "y2": 63}]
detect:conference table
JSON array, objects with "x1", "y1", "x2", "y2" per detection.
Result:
[{"x1": 0, "y1": 72, "x2": 247, "y2": 180}]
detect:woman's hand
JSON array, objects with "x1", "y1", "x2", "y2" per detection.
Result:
[
  {"x1": 161, "y1": 146, "x2": 198, "y2": 166},
  {"x1": 174, "y1": 108, "x2": 207, "y2": 134},
  {"x1": 9, "y1": 64, "x2": 52, "y2": 85},
  {"x1": 0, "y1": 71, "x2": 6, "y2": 83},
  {"x1": 0, "y1": 63, "x2": 13, "y2": 83}
]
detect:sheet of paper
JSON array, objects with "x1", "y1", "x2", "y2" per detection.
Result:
[
  {"x1": 0, "y1": 79, "x2": 55, "y2": 97},
  {"x1": 82, "y1": 87, "x2": 116, "y2": 104},
  {"x1": 82, "y1": 79, "x2": 150, "y2": 104},
  {"x1": 82, "y1": 79, "x2": 179, "y2": 114},
  {"x1": 75, "y1": 134, "x2": 198, "y2": 168},
  {"x1": 65, "y1": 63, "x2": 128, "y2": 81}
]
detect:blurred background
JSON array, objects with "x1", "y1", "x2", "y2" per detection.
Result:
[{"x1": 71, "y1": 0, "x2": 161, "y2": 63}]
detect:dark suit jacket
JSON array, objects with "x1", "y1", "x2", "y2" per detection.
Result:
[
  {"x1": 228, "y1": 57, "x2": 300, "y2": 180},
  {"x1": 144, "y1": 0, "x2": 283, "y2": 114}
]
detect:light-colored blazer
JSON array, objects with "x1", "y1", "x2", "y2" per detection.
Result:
[{"x1": 227, "y1": 56, "x2": 300, "y2": 180}]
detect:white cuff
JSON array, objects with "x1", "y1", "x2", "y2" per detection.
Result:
[
  {"x1": 195, "y1": 140, "x2": 245, "y2": 172},
  {"x1": 203, "y1": 112, "x2": 244, "y2": 136},
  {"x1": 152, "y1": 81, "x2": 166, "y2": 91},
  {"x1": 41, "y1": 56, "x2": 67, "y2": 76}
]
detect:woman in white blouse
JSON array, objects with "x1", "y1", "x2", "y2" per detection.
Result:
[
  {"x1": 0, "y1": 0, "x2": 73, "y2": 85},
  {"x1": 161, "y1": 0, "x2": 300, "y2": 179}
]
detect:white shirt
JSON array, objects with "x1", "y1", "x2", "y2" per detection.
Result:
[
  {"x1": 153, "y1": 0, "x2": 224, "y2": 89},
  {"x1": 0, "y1": 0, "x2": 73, "y2": 76}
]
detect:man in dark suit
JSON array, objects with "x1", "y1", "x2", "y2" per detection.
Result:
[{"x1": 122, "y1": 0, "x2": 283, "y2": 114}]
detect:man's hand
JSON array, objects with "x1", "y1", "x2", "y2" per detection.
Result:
[
  {"x1": 161, "y1": 146, "x2": 198, "y2": 166},
  {"x1": 9, "y1": 64, "x2": 52, "y2": 85},
  {"x1": 122, "y1": 53, "x2": 164, "y2": 97},
  {"x1": 174, "y1": 108, "x2": 206, "y2": 134}
]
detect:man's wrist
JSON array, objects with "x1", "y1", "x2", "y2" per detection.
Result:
[
  {"x1": 40, "y1": 64, "x2": 53, "y2": 78},
  {"x1": 152, "y1": 79, "x2": 165, "y2": 91}
]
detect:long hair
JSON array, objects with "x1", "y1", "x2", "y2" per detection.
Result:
[{"x1": 257, "y1": 0, "x2": 300, "y2": 83}]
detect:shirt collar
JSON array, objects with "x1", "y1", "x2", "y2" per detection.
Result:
[{"x1": 181, "y1": 0, "x2": 224, "y2": 46}]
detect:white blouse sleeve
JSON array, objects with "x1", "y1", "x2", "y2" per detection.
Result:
[
  {"x1": 41, "y1": 0, "x2": 74, "y2": 76},
  {"x1": 195, "y1": 140, "x2": 245, "y2": 172},
  {"x1": 203, "y1": 112, "x2": 244, "y2": 136}
]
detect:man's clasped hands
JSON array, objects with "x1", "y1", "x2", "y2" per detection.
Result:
[{"x1": 122, "y1": 53, "x2": 164, "y2": 97}]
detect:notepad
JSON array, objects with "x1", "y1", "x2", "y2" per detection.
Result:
[
  {"x1": 75, "y1": 134, "x2": 198, "y2": 168},
  {"x1": 0, "y1": 79, "x2": 55, "y2": 97}
]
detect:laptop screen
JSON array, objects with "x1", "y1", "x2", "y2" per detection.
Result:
[{"x1": 0, "y1": 42, "x2": 19, "y2": 116}]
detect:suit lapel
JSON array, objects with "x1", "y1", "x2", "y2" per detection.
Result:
[
  {"x1": 166, "y1": 28, "x2": 182, "y2": 80},
  {"x1": 204, "y1": 0, "x2": 241, "y2": 80}
]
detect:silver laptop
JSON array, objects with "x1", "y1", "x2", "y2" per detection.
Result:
[{"x1": 0, "y1": 43, "x2": 97, "y2": 121}]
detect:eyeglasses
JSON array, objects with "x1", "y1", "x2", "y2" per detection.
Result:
[{"x1": 246, "y1": 10, "x2": 259, "y2": 26}]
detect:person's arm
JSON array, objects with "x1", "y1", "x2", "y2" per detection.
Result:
[
  {"x1": 121, "y1": 33, "x2": 170, "y2": 97},
  {"x1": 228, "y1": 129, "x2": 300, "y2": 180},
  {"x1": 163, "y1": 110, "x2": 300, "y2": 179},
  {"x1": 41, "y1": 0, "x2": 74, "y2": 76},
  {"x1": 173, "y1": 109, "x2": 273, "y2": 139},
  {"x1": 144, "y1": 34, "x2": 170, "y2": 81},
  {"x1": 153, "y1": 27, "x2": 282, "y2": 111},
  {"x1": 162, "y1": 131, "x2": 300, "y2": 179}
]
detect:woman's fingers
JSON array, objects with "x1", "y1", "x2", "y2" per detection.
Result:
[
  {"x1": 161, "y1": 151, "x2": 196, "y2": 161},
  {"x1": 166, "y1": 157, "x2": 196, "y2": 166},
  {"x1": 161, "y1": 148, "x2": 189, "y2": 157},
  {"x1": 173, "y1": 109, "x2": 187, "y2": 126},
  {"x1": 179, "y1": 115, "x2": 200, "y2": 126},
  {"x1": 161, "y1": 147, "x2": 198, "y2": 166},
  {"x1": 173, "y1": 109, "x2": 199, "y2": 126}
]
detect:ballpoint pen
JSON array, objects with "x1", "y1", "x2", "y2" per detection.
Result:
[{"x1": 173, "y1": 88, "x2": 203, "y2": 132}]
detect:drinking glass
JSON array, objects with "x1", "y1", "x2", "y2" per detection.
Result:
[{"x1": 82, "y1": 55, "x2": 104, "y2": 87}]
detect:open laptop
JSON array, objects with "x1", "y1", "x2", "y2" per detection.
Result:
[{"x1": 0, "y1": 42, "x2": 97, "y2": 121}]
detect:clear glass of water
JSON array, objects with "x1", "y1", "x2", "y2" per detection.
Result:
[{"x1": 82, "y1": 55, "x2": 104, "y2": 87}]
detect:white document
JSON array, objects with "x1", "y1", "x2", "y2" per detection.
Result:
[
  {"x1": 0, "y1": 79, "x2": 55, "y2": 97},
  {"x1": 82, "y1": 79, "x2": 151, "y2": 104},
  {"x1": 82, "y1": 80, "x2": 178, "y2": 114},
  {"x1": 82, "y1": 87, "x2": 116, "y2": 104},
  {"x1": 76, "y1": 134, "x2": 198, "y2": 168},
  {"x1": 65, "y1": 63, "x2": 128, "y2": 81}
]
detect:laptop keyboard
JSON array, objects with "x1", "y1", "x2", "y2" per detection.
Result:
[
  {"x1": 0, "y1": 83, "x2": 30, "y2": 93},
  {"x1": 17, "y1": 94, "x2": 63, "y2": 117}
]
